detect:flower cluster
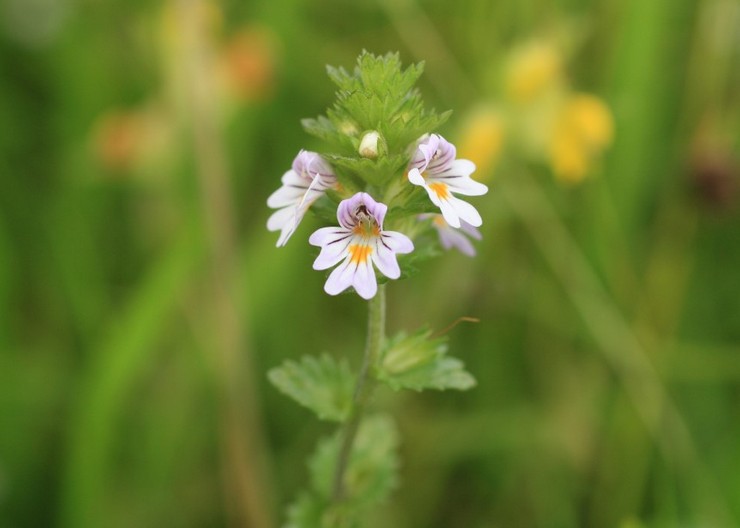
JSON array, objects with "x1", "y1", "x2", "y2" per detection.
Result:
[{"x1": 267, "y1": 134, "x2": 489, "y2": 299}]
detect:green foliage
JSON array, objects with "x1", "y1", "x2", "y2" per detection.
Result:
[
  {"x1": 285, "y1": 415, "x2": 400, "y2": 528},
  {"x1": 302, "y1": 51, "x2": 450, "y2": 188},
  {"x1": 377, "y1": 327, "x2": 476, "y2": 391},
  {"x1": 268, "y1": 355, "x2": 355, "y2": 422}
]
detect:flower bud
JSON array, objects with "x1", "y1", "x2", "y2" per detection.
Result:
[{"x1": 358, "y1": 130, "x2": 381, "y2": 159}]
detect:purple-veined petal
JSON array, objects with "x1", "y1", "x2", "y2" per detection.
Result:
[
  {"x1": 372, "y1": 238, "x2": 401, "y2": 279},
  {"x1": 380, "y1": 231, "x2": 414, "y2": 254},
  {"x1": 267, "y1": 171, "x2": 308, "y2": 208},
  {"x1": 313, "y1": 232, "x2": 354, "y2": 270},
  {"x1": 309, "y1": 227, "x2": 349, "y2": 246}
]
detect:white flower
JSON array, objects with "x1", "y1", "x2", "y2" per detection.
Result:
[
  {"x1": 309, "y1": 192, "x2": 414, "y2": 300},
  {"x1": 407, "y1": 134, "x2": 488, "y2": 228},
  {"x1": 267, "y1": 150, "x2": 337, "y2": 247}
]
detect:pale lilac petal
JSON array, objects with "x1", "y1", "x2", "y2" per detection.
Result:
[
  {"x1": 424, "y1": 135, "x2": 456, "y2": 173},
  {"x1": 448, "y1": 195, "x2": 482, "y2": 227},
  {"x1": 410, "y1": 135, "x2": 438, "y2": 171},
  {"x1": 460, "y1": 220, "x2": 482, "y2": 240},
  {"x1": 336, "y1": 193, "x2": 361, "y2": 228},
  {"x1": 364, "y1": 196, "x2": 387, "y2": 228},
  {"x1": 352, "y1": 259, "x2": 377, "y2": 300},
  {"x1": 380, "y1": 231, "x2": 414, "y2": 254},
  {"x1": 313, "y1": 232, "x2": 354, "y2": 270},
  {"x1": 324, "y1": 257, "x2": 356, "y2": 296},
  {"x1": 293, "y1": 150, "x2": 335, "y2": 181},
  {"x1": 372, "y1": 240, "x2": 401, "y2": 279},
  {"x1": 438, "y1": 227, "x2": 477, "y2": 257}
]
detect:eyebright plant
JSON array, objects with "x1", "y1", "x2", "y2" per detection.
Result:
[{"x1": 266, "y1": 52, "x2": 488, "y2": 528}]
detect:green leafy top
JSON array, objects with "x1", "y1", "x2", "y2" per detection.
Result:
[{"x1": 302, "y1": 51, "x2": 451, "y2": 188}]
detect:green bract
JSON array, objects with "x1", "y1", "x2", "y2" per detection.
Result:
[{"x1": 377, "y1": 327, "x2": 476, "y2": 391}]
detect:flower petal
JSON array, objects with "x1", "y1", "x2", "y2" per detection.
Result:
[
  {"x1": 407, "y1": 167, "x2": 426, "y2": 187},
  {"x1": 437, "y1": 198, "x2": 461, "y2": 228},
  {"x1": 267, "y1": 206, "x2": 295, "y2": 232},
  {"x1": 447, "y1": 195, "x2": 483, "y2": 227},
  {"x1": 380, "y1": 231, "x2": 414, "y2": 254},
  {"x1": 352, "y1": 258, "x2": 377, "y2": 299},
  {"x1": 267, "y1": 171, "x2": 308, "y2": 208},
  {"x1": 372, "y1": 239, "x2": 401, "y2": 279},
  {"x1": 438, "y1": 227, "x2": 476, "y2": 257},
  {"x1": 312, "y1": 231, "x2": 354, "y2": 270},
  {"x1": 324, "y1": 257, "x2": 356, "y2": 296},
  {"x1": 309, "y1": 227, "x2": 349, "y2": 246},
  {"x1": 460, "y1": 220, "x2": 483, "y2": 240}
]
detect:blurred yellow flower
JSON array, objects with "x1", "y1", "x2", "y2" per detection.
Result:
[
  {"x1": 457, "y1": 106, "x2": 505, "y2": 180},
  {"x1": 549, "y1": 94, "x2": 614, "y2": 184},
  {"x1": 505, "y1": 42, "x2": 563, "y2": 104}
]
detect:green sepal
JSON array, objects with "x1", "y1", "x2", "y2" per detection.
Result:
[
  {"x1": 376, "y1": 327, "x2": 476, "y2": 391},
  {"x1": 268, "y1": 355, "x2": 355, "y2": 422}
]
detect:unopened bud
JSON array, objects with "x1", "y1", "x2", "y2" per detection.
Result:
[{"x1": 359, "y1": 131, "x2": 381, "y2": 159}]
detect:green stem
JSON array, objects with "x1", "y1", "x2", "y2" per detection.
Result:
[{"x1": 332, "y1": 284, "x2": 386, "y2": 502}]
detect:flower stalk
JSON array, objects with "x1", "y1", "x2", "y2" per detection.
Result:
[{"x1": 332, "y1": 284, "x2": 386, "y2": 501}]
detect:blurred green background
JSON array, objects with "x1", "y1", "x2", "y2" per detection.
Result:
[{"x1": 1, "y1": 0, "x2": 739, "y2": 526}]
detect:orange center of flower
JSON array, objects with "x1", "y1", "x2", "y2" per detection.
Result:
[
  {"x1": 428, "y1": 182, "x2": 450, "y2": 199},
  {"x1": 432, "y1": 215, "x2": 447, "y2": 227},
  {"x1": 348, "y1": 244, "x2": 373, "y2": 264},
  {"x1": 352, "y1": 221, "x2": 381, "y2": 237}
]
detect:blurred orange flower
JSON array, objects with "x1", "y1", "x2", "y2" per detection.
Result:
[{"x1": 218, "y1": 27, "x2": 278, "y2": 103}]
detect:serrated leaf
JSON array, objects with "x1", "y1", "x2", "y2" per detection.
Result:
[
  {"x1": 377, "y1": 327, "x2": 476, "y2": 391},
  {"x1": 308, "y1": 415, "x2": 399, "y2": 508},
  {"x1": 268, "y1": 355, "x2": 355, "y2": 422}
]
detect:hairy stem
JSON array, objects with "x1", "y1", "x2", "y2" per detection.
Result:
[{"x1": 332, "y1": 285, "x2": 386, "y2": 501}]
